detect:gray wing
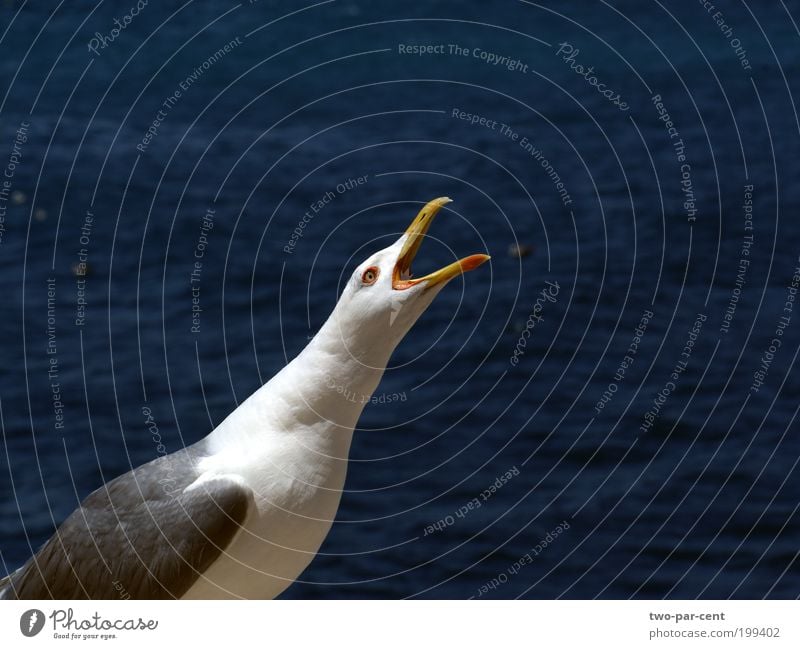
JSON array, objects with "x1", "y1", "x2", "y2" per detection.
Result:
[{"x1": 1, "y1": 446, "x2": 253, "y2": 599}]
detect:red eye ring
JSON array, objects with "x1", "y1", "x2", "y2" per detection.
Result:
[{"x1": 361, "y1": 266, "x2": 379, "y2": 285}]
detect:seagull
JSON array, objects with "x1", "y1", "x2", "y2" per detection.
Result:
[{"x1": 1, "y1": 197, "x2": 489, "y2": 599}]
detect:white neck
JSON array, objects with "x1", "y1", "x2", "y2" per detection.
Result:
[
  {"x1": 271, "y1": 312, "x2": 394, "y2": 430},
  {"x1": 207, "y1": 297, "x2": 399, "y2": 455}
]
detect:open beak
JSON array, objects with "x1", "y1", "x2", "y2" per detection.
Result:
[{"x1": 392, "y1": 197, "x2": 490, "y2": 290}]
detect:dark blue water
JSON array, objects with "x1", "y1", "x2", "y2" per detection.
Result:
[{"x1": 1, "y1": 1, "x2": 799, "y2": 598}]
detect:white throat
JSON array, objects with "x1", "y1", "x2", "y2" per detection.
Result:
[
  {"x1": 268, "y1": 307, "x2": 397, "y2": 432},
  {"x1": 205, "y1": 292, "x2": 404, "y2": 457},
  {"x1": 184, "y1": 298, "x2": 402, "y2": 600}
]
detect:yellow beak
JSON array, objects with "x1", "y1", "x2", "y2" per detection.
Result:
[{"x1": 392, "y1": 197, "x2": 490, "y2": 290}]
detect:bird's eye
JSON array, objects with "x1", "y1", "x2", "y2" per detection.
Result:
[{"x1": 361, "y1": 266, "x2": 379, "y2": 285}]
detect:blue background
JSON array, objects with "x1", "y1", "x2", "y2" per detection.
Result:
[{"x1": 1, "y1": 0, "x2": 799, "y2": 598}]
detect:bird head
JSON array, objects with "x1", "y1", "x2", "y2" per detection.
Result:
[{"x1": 330, "y1": 197, "x2": 490, "y2": 360}]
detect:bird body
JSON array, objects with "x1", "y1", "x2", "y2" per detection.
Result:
[
  {"x1": 182, "y1": 322, "x2": 380, "y2": 599},
  {"x1": 1, "y1": 197, "x2": 489, "y2": 599}
]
